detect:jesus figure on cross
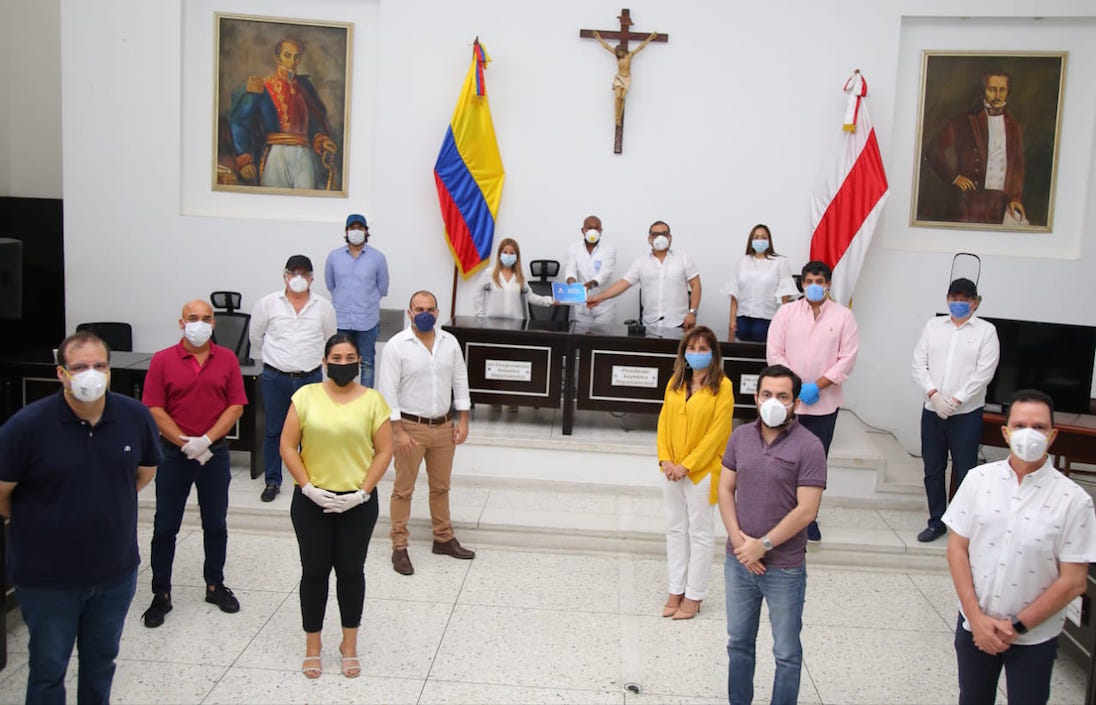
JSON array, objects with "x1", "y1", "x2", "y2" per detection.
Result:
[{"x1": 593, "y1": 30, "x2": 658, "y2": 126}]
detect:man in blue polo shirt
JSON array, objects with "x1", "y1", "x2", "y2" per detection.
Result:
[
  {"x1": 324, "y1": 213, "x2": 389, "y2": 386},
  {"x1": 140, "y1": 299, "x2": 248, "y2": 628},
  {"x1": 0, "y1": 331, "x2": 161, "y2": 705},
  {"x1": 718, "y1": 364, "x2": 827, "y2": 705}
]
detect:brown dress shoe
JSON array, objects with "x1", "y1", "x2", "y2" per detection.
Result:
[
  {"x1": 672, "y1": 598, "x2": 702, "y2": 620},
  {"x1": 432, "y1": 537, "x2": 476, "y2": 559},
  {"x1": 662, "y1": 593, "x2": 684, "y2": 618},
  {"x1": 392, "y1": 548, "x2": 414, "y2": 575}
]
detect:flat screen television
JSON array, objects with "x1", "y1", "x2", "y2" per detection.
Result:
[{"x1": 980, "y1": 316, "x2": 1096, "y2": 414}]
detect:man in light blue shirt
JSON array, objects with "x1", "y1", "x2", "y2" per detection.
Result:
[{"x1": 324, "y1": 214, "x2": 390, "y2": 386}]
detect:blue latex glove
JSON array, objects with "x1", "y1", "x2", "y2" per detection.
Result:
[{"x1": 799, "y1": 382, "x2": 821, "y2": 405}]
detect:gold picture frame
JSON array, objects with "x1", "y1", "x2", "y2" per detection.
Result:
[
  {"x1": 213, "y1": 13, "x2": 352, "y2": 197},
  {"x1": 911, "y1": 51, "x2": 1066, "y2": 232}
]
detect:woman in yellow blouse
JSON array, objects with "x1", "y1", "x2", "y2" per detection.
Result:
[
  {"x1": 656, "y1": 325, "x2": 735, "y2": 620},
  {"x1": 280, "y1": 333, "x2": 394, "y2": 679}
]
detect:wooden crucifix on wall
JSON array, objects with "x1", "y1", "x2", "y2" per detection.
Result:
[{"x1": 580, "y1": 8, "x2": 668, "y2": 154}]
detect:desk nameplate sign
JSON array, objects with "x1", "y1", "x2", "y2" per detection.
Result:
[
  {"x1": 485, "y1": 359, "x2": 533, "y2": 382},
  {"x1": 611, "y1": 365, "x2": 659, "y2": 388}
]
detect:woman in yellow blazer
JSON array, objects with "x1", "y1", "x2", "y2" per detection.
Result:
[{"x1": 657, "y1": 325, "x2": 734, "y2": 620}]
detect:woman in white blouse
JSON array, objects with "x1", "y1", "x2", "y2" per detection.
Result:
[
  {"x1": 722, "y1": 224, "x2": 798, "y2": 342},
  {"x1": 475, "y1": 238, "x2": 554, "y2": 319}
]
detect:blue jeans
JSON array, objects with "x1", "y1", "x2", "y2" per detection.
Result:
[
  {"x1": 338, "y1": 325, "x2": 379, "y2": 387},
  {"x1": 921, "y1": 407, "x2": 983, "y2": 530},
  {"x1": 15, "y1": 568, "x2": 137, "y2": 705},
  {"x1": 150, "y1": 442, "x2": 230, "y2": 594},
  {"x1": 261, "y1": 367, "x2": 322, "y2": 486},
  {"x1": 735, "y1": 316, "x2": 771, "y2": 343},
  {"x1": 955, "y1": 613, "x2": 1057, "y2": 705},
  {"x1": 725, "y1": 557, "x2": 807, "y2": 705}
]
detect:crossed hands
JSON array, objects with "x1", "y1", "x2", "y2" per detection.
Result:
[
  {"x1": 180, "y1": 434, "x2": 213, "y2": 465},
  {"x1": 969, "y1": 611, "x2": 1016, "y2": 655},
  {"x1": 661, "y1": 461, "x2": 688, "y2": 482},
  {"x1": 302, "y1": 483, "x2": 369, "y2": 514},
  {"x1": 733, "y1": 531, "x2": 767, "y2": 575}
]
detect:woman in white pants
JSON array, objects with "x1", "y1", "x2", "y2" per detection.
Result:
[{"x1": 656, "y1": 325, "x2": 735, "y2": 619}]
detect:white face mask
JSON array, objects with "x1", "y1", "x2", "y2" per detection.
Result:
[
  {"x1": 65, "y1": 368, "x2": 108, "y2": 403},
  {"x1": 183, "y1": 321, "x2": 213, "y2": 346},
  {"x1": 1008, "y1": 427, "x2": 1049, "y2": 463},
  {"x1": 287, "y1": 274, "x2": 310, "y2": 293},
  {"x1": 584, "y1": 229, "x2": 601, "y2": 244},
  {"x1": 651, "y1": 234, "x2": 670, "y2": 252},
  {"x1": 758, "y1": 397, "x2": 792, "y2": 428},
  {"x1": 346, "y1": 229, "x2": 366, "y2": 246}
]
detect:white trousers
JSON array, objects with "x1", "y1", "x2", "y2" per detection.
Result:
[
  {"x1": 262, "y1": 145, "x2": 318, "y2": 189},
  {"x1": 570, "y1": 300, "x2": 615, "y2": 324},
  {"x1": 662, "y1": 473, "x2": 714, "y2": 600}
]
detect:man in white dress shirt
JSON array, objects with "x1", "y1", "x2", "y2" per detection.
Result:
[
  {"x1": 564, "y1": 215, "x2": 617, "y2": 325},
  {"x1": 586, "y1": 220, "x2": 701, "y2": 329},
  {"x1": 376, "y1": 290, "x2": 474, "y2": 576},
  {"x1": 249, "y1": 255, "x2": 337, "y2": 502},
  {"x1": 911, "y1": 277, "x2": 999, "y2": 542},
  {"x1": 944, "y1": 389, "x2": 1096, "y2": 705}
]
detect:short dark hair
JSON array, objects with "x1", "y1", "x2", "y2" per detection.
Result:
[
  {"x1": 56, "y1": 331, "x2": 111, "y2": 367},
  {"x1": 408, "y1": 290, "x2": 438, "y2": 310},
  {"x1": 324, "y1": 332, "x2": 360, "y2": 358},
  {"x1": 801, "y1": 260, "x2": 832, "y2": 283},
  {"x1": 947, "y1": 277, "x2": 978, "y2": 298},
  {"x1": 981, "y1": 71, "x2": 1011, "y2": 91},
  {"x1": 757, "y1": 364, "x2": 802, "y2": 400},
  {"x1": 274, "y1": 38, "x2": 304, "y2": 57},
  {"x1": 1005, "y1": 388, "x2": 1055, "y2": 424},
  {"x1": 648, "y1": 220, "x2": 670, "y2": 235}
]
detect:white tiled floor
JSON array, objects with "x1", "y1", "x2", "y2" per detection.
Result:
[{"x1": 1, "y1": 530, "x2": 1088, "y2": 704}]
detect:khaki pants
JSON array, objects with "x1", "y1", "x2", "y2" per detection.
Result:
[{"x1": 390, "y1": 420, "x2": 456, "y2": 549}]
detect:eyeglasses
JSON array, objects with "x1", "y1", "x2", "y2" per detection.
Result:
[{"x1": 66, "y1": 362, "x2": 110, "y2": 373}]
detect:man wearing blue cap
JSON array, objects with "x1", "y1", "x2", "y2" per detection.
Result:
[{"x1": 324, "y1": 214, "x2": 390, "y2": 386}]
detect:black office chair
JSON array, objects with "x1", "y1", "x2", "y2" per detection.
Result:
[
  {"x1": 210, "y1": 291, "x2": 250, "y2": 363},
  {"x1": 75, "y1": 322, "x2": 133, "y2": 352},
  {"x1": 527, "y1": 259, "x2": 570, "y2": 324}
]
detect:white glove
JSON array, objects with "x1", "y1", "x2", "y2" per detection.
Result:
[
  {"x1": 301, "y1": 482, "x2": 340, "y2": 510},
  {"x1": 180, "y1": 434, "x2": 212, "y2": 460},
  {"x1": 324, "y1": 490, "x2": 368, "y2": 514},
  {"x1": 929, "y1": 393, "x2": 953, "y2": 419},
  {"x1": 196, "y1": 449, "x2": 214, "y2": 466}
]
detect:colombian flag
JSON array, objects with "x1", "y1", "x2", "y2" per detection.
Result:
[{"x1": 434, "y1": 40, "x2": 504, "y2": 276}]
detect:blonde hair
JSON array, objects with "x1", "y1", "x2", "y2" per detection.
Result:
[
  {"x1": 491, "y1": 237, "x2": 525, "y2": 288},
  {"x1": 668, "y1": 326, "x2": 725, "y2": 396}
]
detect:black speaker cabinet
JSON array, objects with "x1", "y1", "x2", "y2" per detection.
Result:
[{"x1": 0, "y1": 238, "x2": 22, "y2": 319}]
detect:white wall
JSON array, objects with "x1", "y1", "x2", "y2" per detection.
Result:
[
  {"x1": 2, "y1": 0, "x2": 62, "y2": 198},
  {"x1": 44, "y1": 0, "x2": 1096, "y2": 452}
]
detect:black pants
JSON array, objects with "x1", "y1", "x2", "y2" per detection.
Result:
[
  {"x1": 290, "y1": 486, "x2": 379, "y2": 633},
  {"x1": 954, "y1": 613, "x2": 1057, "y2": 705},
  {"x1": 797, "y1": 411, "x2": 837, "y2": 456}
]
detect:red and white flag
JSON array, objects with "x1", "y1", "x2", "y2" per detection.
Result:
[{"x1": 809, "y1": 71, "x2": 889, "y2": 305}]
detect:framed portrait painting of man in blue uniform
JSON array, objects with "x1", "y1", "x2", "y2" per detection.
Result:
[
  {"x1": 911, "y1": 51, "x2": 1065, "y2": 232},
  {"x1": 213, "y1": 14, "x2": 353, "y2": 197}
]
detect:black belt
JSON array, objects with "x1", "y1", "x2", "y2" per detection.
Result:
[
  {"x1": 400, "y1": 412, "x2": 452, "y2": 426},
  {"x1": 264, "y1": 364, "x2": 321, "y2": 378}
]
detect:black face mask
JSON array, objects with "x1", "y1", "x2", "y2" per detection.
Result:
[{"x1": 327, "y1": 362, "x2": 359, "y2": 387}]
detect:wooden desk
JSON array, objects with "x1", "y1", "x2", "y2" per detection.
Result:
[
  {"x1": 444, "y1": 317, "x2": 767, "y2": 435},
  {"x1": 981, "y1": 411, "x2": 1096, "y2": 472}
]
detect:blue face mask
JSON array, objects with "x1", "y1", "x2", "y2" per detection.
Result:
[
  {"x1": 500, "y1": 253, "x2": 517, "y2": 267},
  {"x1": 413, "y1": 311, "x2": 437, "y2": 332},
  {"x1": 949, "y1": 301, "x2": 972, "y2": 319},
  {"x1": 684, "y1": 351, "x2": 712, "y2": 370},
  {"x1": 805, "y1": 283, "x2": 827, "y2": 302},
  {"x1": 751, "y1": 239, "x2": 769, "y2": 254}
]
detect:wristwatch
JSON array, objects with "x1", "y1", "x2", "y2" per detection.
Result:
[
  {"x1": 1011, "y1": 618, "x2": 1028, "y2": 635},
  {"x1": 761, "y1": 535, "x2": 773, "y2": 551},
  {"x1": 688, "y1": 308, "x2": 697, "y2": 316}
]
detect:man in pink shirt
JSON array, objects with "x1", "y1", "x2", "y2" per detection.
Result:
[{"x1": 766, "y1": 260, "x2": 859, "y2": 542}]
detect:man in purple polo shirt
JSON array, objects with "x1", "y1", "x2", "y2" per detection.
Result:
[
  {"x1": 140, "y1": 299, "x2": 248, "y2": 628},
  {"x1": 718, "y1": 364, "x2": 827, "y2": 705}
]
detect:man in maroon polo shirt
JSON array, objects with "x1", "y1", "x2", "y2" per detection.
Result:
[{"x1": 140, "y1": 299, "x2": 248, "y2": 628}]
